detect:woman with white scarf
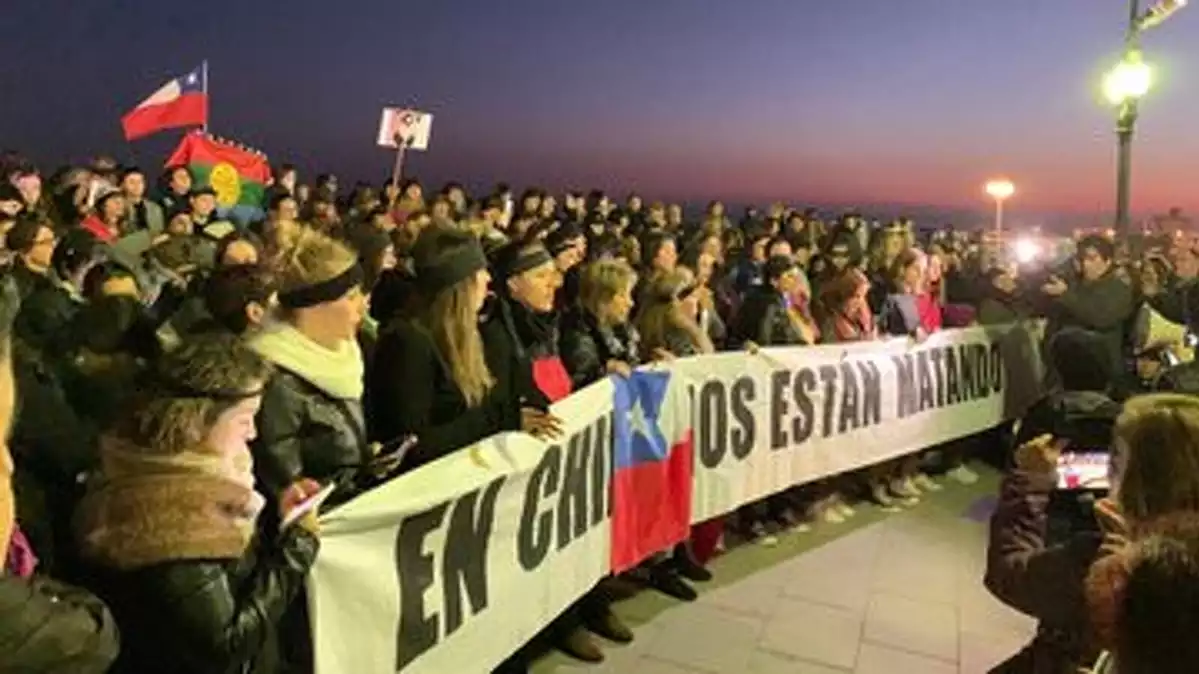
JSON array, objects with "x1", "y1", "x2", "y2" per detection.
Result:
[{"x1": 249, "y1": 227, "x2": 379, "y2": 512}]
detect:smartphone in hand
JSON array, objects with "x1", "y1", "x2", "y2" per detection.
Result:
[{"x1": 280, "y1": 482, "x2": 337, "y2": 531}]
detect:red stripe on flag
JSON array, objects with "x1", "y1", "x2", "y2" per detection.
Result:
[
  {"x1": 121, "y1": 92, "x2": 208, "y2": 141},
  {"x1": 610, "y1": 434, "x2": 693, "y2": 573}
]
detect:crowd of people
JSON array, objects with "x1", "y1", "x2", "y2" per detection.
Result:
[{"x1": 1, "y1": 151, "x2": 1198, "y2": 673}]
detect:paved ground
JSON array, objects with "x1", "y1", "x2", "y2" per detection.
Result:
[{"x1": 530, "y1": 466, "x2": 1034, "y2": 674}]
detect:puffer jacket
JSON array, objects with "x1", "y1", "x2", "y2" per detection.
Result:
[
  {"x1": 0, "y1": 574, "x2": 119, "y2": 673},
  {"x1": 559, "y1": 308, "x2": 640, "y2": 389},
  {"x1": 984, "y1": 470, "x2": 1105, "y2": 673},
  {"x1": 88, "y1": 529, "x2": 317, "y2": 674}
]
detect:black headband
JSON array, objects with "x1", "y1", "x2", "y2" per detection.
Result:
[
  {"x1": 504, "y1": 249, "x2": 553, "y2": 278},
  {"x1": 278, "y1": 264, "x2": 364, "y2": 309},
  {"x1": 415, "y1": 241, "x2": 488, "y2": 294}
]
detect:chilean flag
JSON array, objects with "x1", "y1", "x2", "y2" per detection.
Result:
[
  {"x1": 610, "y1": 370, "x2": 694, "y2": 573},
  {"x1": 121, "y1": 65, "x2": 208, "y2": 141}
]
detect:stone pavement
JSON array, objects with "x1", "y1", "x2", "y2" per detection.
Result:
[{"x1": 530, "y1": 466, "x2": 1034, "y2": 673}]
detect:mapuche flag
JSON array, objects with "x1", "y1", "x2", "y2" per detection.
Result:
[{"x1": 165, "y1": 132, "x2": 270, "y2": 213}]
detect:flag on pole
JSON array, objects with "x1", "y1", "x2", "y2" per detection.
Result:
[
  {"x1": 165, "y1": 132, "x2": 269, "y2": 222},
  {"x1": 121, "y1": 65, "x2": 208, "y2": 141},
  {"x1": 609, "y1": 370, "x2": 695, "y2": 573}
]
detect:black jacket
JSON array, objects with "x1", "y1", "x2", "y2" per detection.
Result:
[
  {"x1": 1148, "y1": 276, "x2": 1198, "y2": 332},
  {"x1": 732, "y1": 286, "x2": 808, "y2": 347},
  {"x1": 252, "y1": 369, "x2": 373, "y2": 510},
  {"x1": 10, "y1": 338, "x2": 98, "y2": 578},
  {"x1": 90, "y1": 529, "x2": 318, "y2": 674},
  {"x1": 559, "y1": 308, "x2": 640, "y2": 389},
  {"x1": 1043, "y1": 272, "x2": 1134, "y2": 380},
  {"x1": 484, "y1": 297, "x2": 563, "y2": 406},
  {"x1": 13, "y1": 274, "x2": 79, "y2": 352},
  {"x1": 368, "y1": 318, "x2": 520, "y2": 472},
  {"x1": 0, "y1": 574, "x2": 119, "y2": 674}
]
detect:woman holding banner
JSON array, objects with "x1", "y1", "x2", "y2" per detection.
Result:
[
  {"x1": 368, "y1": 227, "x2": 560, "y2": 469},
  {"x1": 878, "y1": 248, "x2": 944, "y2": 500},
  {"x1": 637, "y1": 267, "x2": 722, "y2": 576}
]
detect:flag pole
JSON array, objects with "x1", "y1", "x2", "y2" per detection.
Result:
[{"x1": 201, "y1": 60, "x2": 210, "y2": 134}]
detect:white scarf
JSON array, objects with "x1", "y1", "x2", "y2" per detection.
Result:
[{"x1": 250, "y1": 323, "x2": 364, "y2": 400}]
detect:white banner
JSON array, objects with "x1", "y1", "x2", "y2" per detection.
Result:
[
  {"x1": 308, "y1": 323, "x2": 1044, "y2": 674},
  {"x1": 309, "y1": 380, "x2": 615, "y2": 674},
  {"x1": 673, "y1": 323, "x2": 1044, "y2": 521}
]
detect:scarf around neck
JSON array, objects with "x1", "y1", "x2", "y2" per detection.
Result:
[
  {"x1": 250, "y1": 322, "x2": 364, "y2": 400},
  {"x1": 76, "y1": 437, "x2": 265, "y2": 571}
]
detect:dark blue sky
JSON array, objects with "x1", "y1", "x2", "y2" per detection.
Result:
[{"x1": 1, "y1": 0, "x2": 1195, "y2": 216}]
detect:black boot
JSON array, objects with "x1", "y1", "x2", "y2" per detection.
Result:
[
  {"x1": 648, "y1": 564, "x2": 698, "y2": 601},
  {"x1": 672, "y1": 545, "x2": 713, "y2": 582}
]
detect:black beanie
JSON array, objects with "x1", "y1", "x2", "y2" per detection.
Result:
[{"x1": 1050, "y1": 327, "x2": 1113, "y2": 391}]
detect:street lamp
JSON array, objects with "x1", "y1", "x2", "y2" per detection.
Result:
[
  {"x1": 1107, "y1": 0, "x2": 1187, "y2": 236},
  {"x1": 984, "y1": 179, "x2": 1015, "y2": 236}
]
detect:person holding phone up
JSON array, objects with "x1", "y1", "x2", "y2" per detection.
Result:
[
  {"x1": 74, "y1": 334, "x2": 321, "y2": 674},
  {"x1": 983, "y1": 394, "x2": 1199, "y2": 674}
]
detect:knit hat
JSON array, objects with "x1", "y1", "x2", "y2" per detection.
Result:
[
  {"x1": 1050, "y1": 327, "x2": 1113, "y2": 391},
  {"x1": 411, "y1": 227, "x2": 488, "y2": 295}
]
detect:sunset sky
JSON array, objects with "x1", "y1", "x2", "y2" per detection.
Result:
[{"x1": 1, "y1": 0, "x2": 1195, "y2": 219}]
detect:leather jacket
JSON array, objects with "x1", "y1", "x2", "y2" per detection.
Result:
[
  {"x1": 735, "y1": 287, "x2": 808, "y2": 347},
  {"x1": 93, "y1": 529, "x2": 318, "y2": 674},
  {"x1": 253, "y1": 369, "x2": 372, "y2": 510},
  {"x1": 560, "y1": 308, "x2": 640, "y2": 389}
]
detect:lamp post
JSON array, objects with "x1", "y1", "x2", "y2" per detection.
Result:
[
  {"x1": 1106, "y1": 0, "x2": 1187, "y2": 237},
  {"x1": 984, "y1": 179, "x2": 1015, "y2": 237}
]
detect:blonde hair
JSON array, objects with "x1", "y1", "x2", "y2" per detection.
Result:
[
  {"x1": 1115, "y1": 394, "x2": 1199, "y2": 524},
  {"x1": 637, "y1": 268, "x2": 713, "y2": 357},
  {"x1": 273, "y1": 226, "x2": 358, "y2": 296},
  {"x1": 579, "y1": 258, "x2": 637, "y2": 324},
  {"x1": 414, "y1": 226, "x2": 495, "y2": 407}
]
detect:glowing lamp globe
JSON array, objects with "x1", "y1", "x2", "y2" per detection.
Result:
[
  {"x1": 985, "y1": 180, "x2": 1015, "y2": 200},
  {"x1": 1104, "y1": 56, "x2": 1153, "y2": 105}
]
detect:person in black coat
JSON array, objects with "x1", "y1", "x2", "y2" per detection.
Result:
[
  {"x1": 74, "y1": 334, "x2": 321, "y2": 674},
  {"x1": 369, "y1": 227, "x2": 558, "y2": 471},
  {"x1": 10, "y1": 335, "x2": 98, "y2": 579},
  {"x1": 13, "y1": 228, "x2": 99, "y2": 354},
  {"x1": 561, "y1": 258, "x2": 699, "y2": 603},
  {"x1": 249, "y1": 229, "x2": 375, "y2": 511},
  {"x1": 484, "y1": 238, "x2": 572, "y2": 405},
  {"x1": 732, "y1": 255, "x2": 813, "y2": 348},
  {"x1": 560, "y1": 258, "x2": 642, "y2": 388},
  {"x1": 0, "y1": 269, "x2": 118, "y2": 674}
]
